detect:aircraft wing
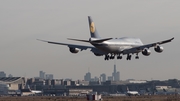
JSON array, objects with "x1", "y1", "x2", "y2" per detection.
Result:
[
  {"x1": 37, "y1": 39, "x2": 106, "y2": 55},
  {"x1": 123, "y1": 37, "x2": 174, "y2": 54},
  {"x1": 37, "y1": 39, "x2": 95, "y2": 50}
]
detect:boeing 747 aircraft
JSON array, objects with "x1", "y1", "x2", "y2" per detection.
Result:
[{"x1": 38, "y1": 16, "x2": 174, "y2": 60}]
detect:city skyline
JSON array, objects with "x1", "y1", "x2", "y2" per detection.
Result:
[
  {"x1": 84, "y1": 64, "x2": 120, "y2": 81},
  {"x1": 1, "y1": 64, "x2": 120, "y2": 81},
  {"x1": 0, "y1": 1, "x2": 179, "y2": 80}
]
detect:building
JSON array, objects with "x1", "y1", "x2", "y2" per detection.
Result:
[
  {"x1": 43, "y1": 88, "x2": 92, "y2": 96},
  {"x1": 116, "y1": 71, "x2": 120, "y2": 81},
  {"x1": 0, "y1": 81, "x2": 8, "y2": 95},
  {"x1": 45, "y1": 79, "x2": 52, "y2": 85},
  {"x1": 51, "y1": 79, "x2": 63, "y2": 85},
  {"x1": 8, "y1": 74, "x2": 13, "y2": 77},
  {"x1": 64, "y1": 80, "x2": 71, "y2": 86},
  {"x1": 39, "y1": 71, "x2": 45, "y2": 79},
  {"x1": 87, "y1": 92, "x2": 102, "y2": 100},
  {"x1": 0, "y1": 77, "x2": 25, "y2": 95},
  {"x1": 108, "y1": 76, "x2": 113, "y2": 81},
  {"x1": 112, "y1": 64, "x2": 120, "y2": 81},
  {"x1": 0, "y1": 77, "x2": 25, "y2": 90},
  {"x1": 46, "y1": 74, "x2": 53, "y2": 80},
  {"x1": 128, "y1": 80, "x2": 147, "y2": 83},
  {"x1": 77, "y1": 80, "x2": 89, "y2": 86},
  {"x1": 84, "y1": 72, "x2": 91, "y2": 81},
  {"x1": 94, "y1": 77, "x2": 99, "y2": 81},
  {"x1": 0, "y1": 71, "x2": 6, "y2": 77},
  {"x1": 100, "y1": 73, "x2": 106, "y2": 82}
]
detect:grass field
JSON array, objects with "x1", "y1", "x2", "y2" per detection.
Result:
[{"x1": 0, "y1": 95, "x2": 180, "y2": 101}]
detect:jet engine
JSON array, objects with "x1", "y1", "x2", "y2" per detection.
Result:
[
  {"x1": 154, "y1": 45, "x2": 163, "y2": 53},
  {"x1": 142, "y1": 48, "x2": 151, "y2": 56},
  {"x1": 69, "y1": 47, "x2": 79, "y2": 53},
  {"x1": 93, "y1": 53, "x2": 103, "y2": 56}
]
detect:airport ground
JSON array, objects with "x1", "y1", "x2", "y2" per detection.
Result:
[{"x1": 0, "y1": 95, "x2": 180, "y2": 101}]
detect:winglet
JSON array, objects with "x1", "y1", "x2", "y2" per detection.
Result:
[
  {"x1": 171, "y1": 37, "x2": 174, "y2": 40},
  {"x1": 157, "y1": 37, "x2": 174, "y2": 44},
  {"x1": 37, "y1": 39, "x2": 47, "y2": 42}
]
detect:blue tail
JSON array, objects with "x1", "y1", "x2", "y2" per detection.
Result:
[{"x1": 88, "y1": 16, "x2": 101, "y2": 38}]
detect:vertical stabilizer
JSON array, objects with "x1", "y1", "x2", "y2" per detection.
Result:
[
  {"x1": 27, "y1": 85, "x2": 32, "y2": 91},
  {"x1": 127, "y1": 87, "x2": 129, "y2": 91},
  {"x1": 88, "y1": 16, "x2": 101, "y2": 38}
]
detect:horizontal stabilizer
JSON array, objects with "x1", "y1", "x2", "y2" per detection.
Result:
[
  {"x1": 67, "y1": 38, "x2": 89, "y2": 42},
  {"x1": 68, "y1": 38, "x2": 112, "y2": 43},
  {"x1": 91, "y1": 38, "x2": 113, "y2": 43}
]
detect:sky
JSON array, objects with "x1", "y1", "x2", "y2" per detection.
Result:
[{"x1": 0, "y1": 0, "x2": 179, "y2": 81}]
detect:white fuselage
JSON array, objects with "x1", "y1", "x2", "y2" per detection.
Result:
[
  {"x1": 127, "y1": 91, "x2": 139, "y2": 96},
  {"x1": 31, "y1": 90, "x2": 42, "y2": 94},
  {"x1": 91, "y1": 37, "x2": 143, "y2": 54}
]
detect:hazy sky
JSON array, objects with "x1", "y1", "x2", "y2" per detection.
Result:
[{"x1": 0, "y1": 0, "x2": 179, "y2": 80}]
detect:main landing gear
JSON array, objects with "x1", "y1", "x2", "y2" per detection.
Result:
[
  {"x1": 104, "y1": 54, "x2": 115, "y2": 60},
  {"x1": 104, "y1": 55, "x2": 109, "y2": 60},
  {"x1": 126, "y1": 54, "x2": 139, "y2": 60},
  {"x1": 104, "y1": 53, "x2": 139, "y2": 60},
  {"x1": 117, "y1": 54, "x2": 122, "y2": 59},
  {"x1": 104, "y1": 54, "x2": 122, "y2": 60},
  {"x1": 126, "y1": 54, "x2": 132, "y2": 60}
]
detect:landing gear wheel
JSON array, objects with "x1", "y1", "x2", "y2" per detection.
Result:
[
  {"x1": 126, "y1": 54, "x2": 132, "y2": 60},
  {"x1": 117, "y1": 56, "x2": 122, "y2": 59},
  {"x1": 109, "y1": 54, "x2": 115, "y2": 60},
  {"x1": 120, "y1": 56, "x2": 122, "y2": 59},
  {"x1": 135, "y1": 53, "x2": 139, "y2": 59},
  {"x1": 135, "y1": 56, "x2": 139, "y2": 59},
  {"x1": 104, "y1": 55, "x2": 109, "y2": 60}
]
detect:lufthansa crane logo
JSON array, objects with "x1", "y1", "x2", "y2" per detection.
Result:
[{"x1": 90, "y1": 22, "x2": 95, "y2": 33}]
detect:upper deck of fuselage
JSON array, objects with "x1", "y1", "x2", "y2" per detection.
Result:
[{"x1": 103, "y1": 37, "x2": 143, "y2": 46}]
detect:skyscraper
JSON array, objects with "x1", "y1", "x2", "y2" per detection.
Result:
[
  {"x1": 116, "y1": 71, "x2": 120, "y2": 81},
  {"x1": 100, "y1": 73, "x2": 106, "y2": 82},
  {"x1": 0, "y1": 71, "x2": 6, "y2": 77},
  {"x1": 112, "y1": 64, "x2": 120, "y2": 81},
  {"x1": 39, "y1": 71, "x2": 45, "y2": 79},
  {"x1": 84, "y1": 72, "x2": 91, "y2": 81}
]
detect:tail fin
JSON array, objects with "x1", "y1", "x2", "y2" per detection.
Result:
[
  {"x1": 88, "y1": 16, "x2": 101, "y2": 38},
  {"x1": 127, "y1": 87, "x2": 129, "y2": 91},
  {"x1": 27, "y1": 85, "x2": 32, "y2": 91}
]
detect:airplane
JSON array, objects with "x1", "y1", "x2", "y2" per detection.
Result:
[
  {"x1": 126, "y1": 87, "x2": 140, "y2": 96},
  {"x1": 28, "y1": 85, "x2": 42, "y2": 94},
  {"x1": 38, "y1": 16, "x2": 174, "y2": 60}
]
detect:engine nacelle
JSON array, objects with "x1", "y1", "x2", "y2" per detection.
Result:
[
  {"x1": 154, "y1": 45, "x2": 163, "y2": 53},
  {"x1": 142, "y1": 48, "x2": 151, "y2": 56},
  {"x1": 93, "y1": 53, "x2": 103, "y2": 56},
  {"x1": 69, "y1": 47, "x2": 79, "y2": 53}
]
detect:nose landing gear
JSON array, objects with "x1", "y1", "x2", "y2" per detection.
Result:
[{"x1": 135, "y1": 54, "x2": 139, "y2": 59}]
